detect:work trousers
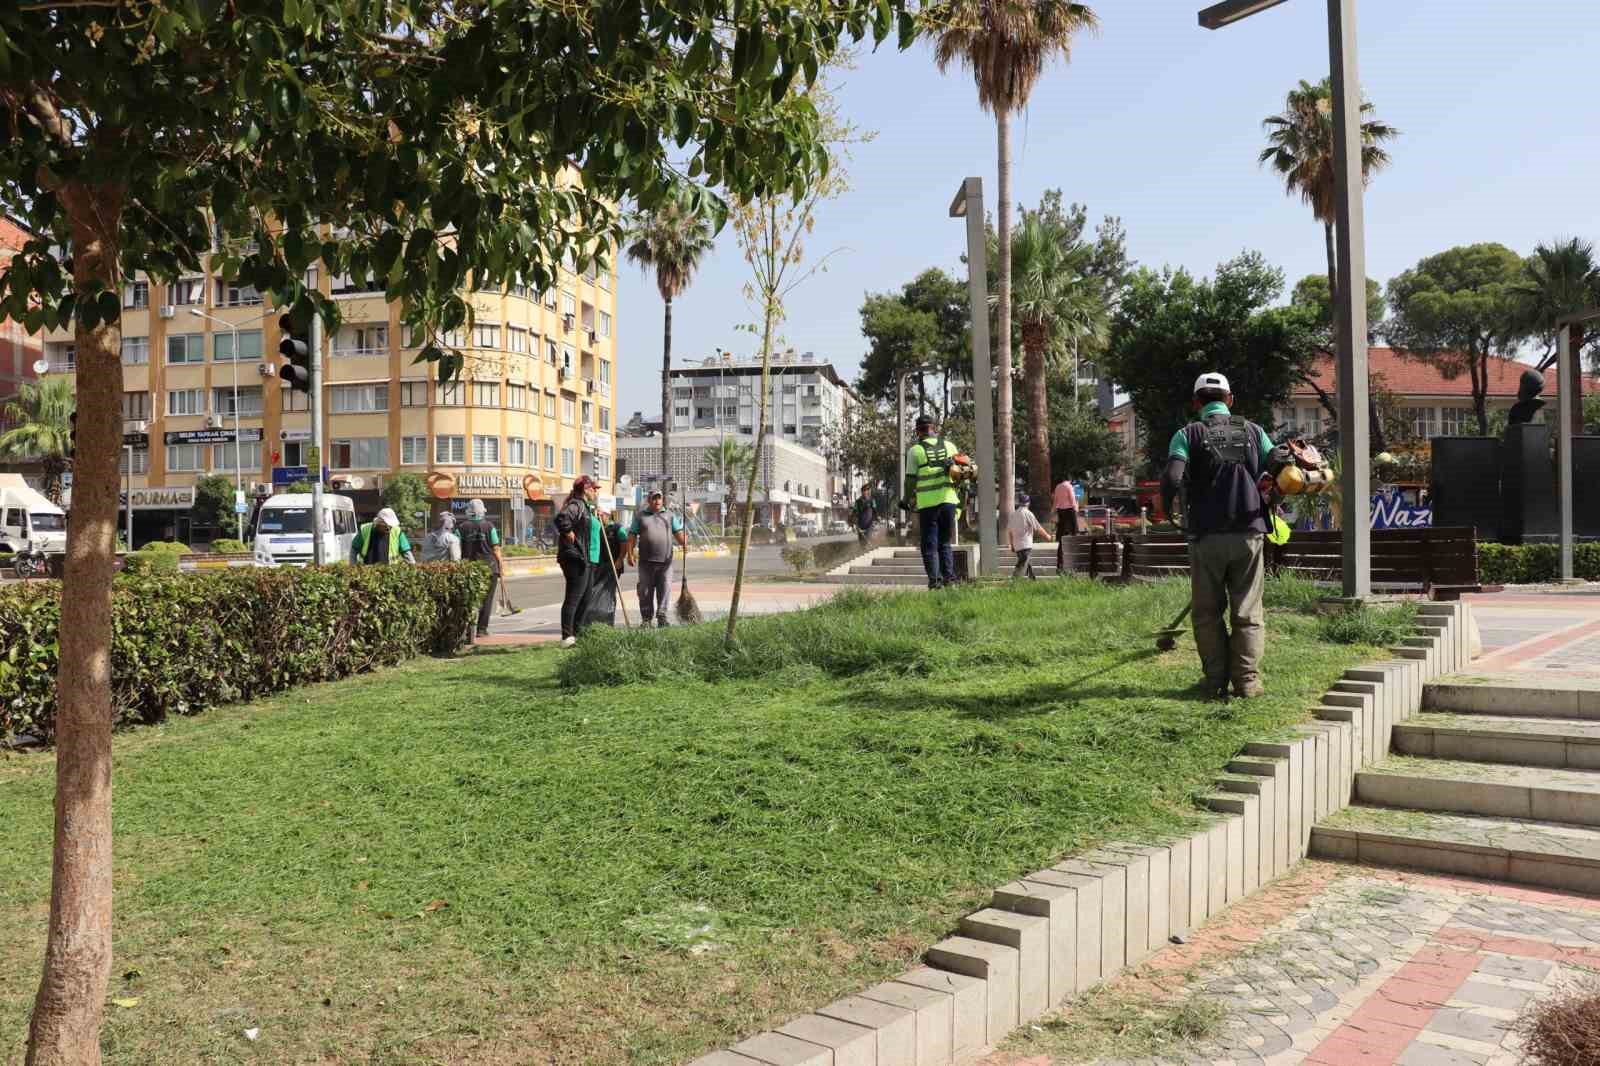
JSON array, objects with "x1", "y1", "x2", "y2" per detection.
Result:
[
  {"x1": 637, "y1": 558, "x2": 672, "y2": 623},
  {"x1": 559, "y1": 558, "x2": 592, "y2": 639},
  {"x1": 918, "y1": 502, "x2": 957, "y2": 587},
  {"x1": 1012, "y1": 547, "x2": 1038, "y2": 581},
  {"x1": 1056, "y1": 508, "x2": 1078, "y2": 569},
  {"x1": 476, "y1": 573, "x2": 499, "y2": 633},
  {"x1": 1189, "y1": 532, "x2": 1266, "y2": 689}
]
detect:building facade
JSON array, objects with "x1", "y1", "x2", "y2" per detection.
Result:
[
  {"x1": 617, "y1": 431, "x2": 834, "y2": 529},
  {"x1": 41, "y1": 254, "x2": 618, "y2": 543},
  {"x1": 0, "y1": 217, "x2": 40, "y2": 413},
  {"x1": 669, "y1": 351, "x2": 851, "y2": 451}
]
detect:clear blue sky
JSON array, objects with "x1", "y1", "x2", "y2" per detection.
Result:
[{"x1": 613, "y1": 0, "x2": 1600, "y2": 420}]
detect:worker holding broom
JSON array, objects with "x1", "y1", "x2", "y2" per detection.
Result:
[
  {"x1": 1160, "y1": 372, "x2": 1276, "y2": 701},
  {"x1": 626, "y1": 489, "x2": 688, "y2": 628}
]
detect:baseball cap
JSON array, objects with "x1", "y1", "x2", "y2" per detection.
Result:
[
  {"x1": 1193, "y1": 371, "x2": 1230, "y2": 395},
  {"x1": 648, "y1": 489, "x2": 664, "y2": 500}
]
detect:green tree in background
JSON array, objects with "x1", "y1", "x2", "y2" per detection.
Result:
[
  {"x1": 821, "y1": 402, "x2": 901, "y2": 497},
  {"x1": 0, "y1": 377, "x2": 74, "y2": 504},
  {"x1": 856, "y1": 268, "x2": 972, "y2": 414},
  {"x1": 933, "y1": 0, "x2": 1100, "y2": 519},
  {"x1": 192, "y1": 475, "x2": 240, "y2": 540},
  {"x1": 382, "y1": 473, "x2": 432, "y2": 538},
  {"x1": 1513, "y1": 237, "x2": 1600, "y2": 430},
  {"x1": 1386, "y1": 243, "x2": 1530, "y2": 436},
  {"x1": 624, "y1": 194, "x2": 715, "y2": 475},
  {"x1": 1291, "y1": 273, "x2": 1386, "y2": 331}
]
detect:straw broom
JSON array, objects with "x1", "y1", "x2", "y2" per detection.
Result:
[{"x1": 675, "y1": 543, "x2": 702, "y2": 623}]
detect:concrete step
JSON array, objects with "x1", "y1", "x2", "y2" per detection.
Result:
[
  {"x1": 831, "y1": 573, "x2": 928, "y2": 586},
  {"x1": 1425, "y1": 674, "x2": 1600, "y2": 720},
  {"x1": 1355, "y1": 756, "x2": 1600, "y2": 827},
  {"x1": 1312, "y1": 805, "x2": 1600, "y2": 894},
  {"x1": 1395, "y1": 712, "x2": 1600, "y2": 770},
  {"x1": 859, "y1": 563, "x2": 1060, "y2": 577}
]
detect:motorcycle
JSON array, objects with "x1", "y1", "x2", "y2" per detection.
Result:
[{"x1": 12, "y1": 548, "x2": 47, "y2": 579}]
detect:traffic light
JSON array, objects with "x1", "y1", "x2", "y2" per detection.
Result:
[{"x1": 278, "y1": 310, "x2": 312, "y2": 393}]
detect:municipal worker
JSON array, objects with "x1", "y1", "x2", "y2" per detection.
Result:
[
  {"x1": 1160, "y1": 372, "x2": 1276, "y2": 699},
  {"x1": 626, "y1": 489, "x2": 688, "y2": 627},
  {"x1": 902, "y1": 412, "x2": 961, "y2": 589},
  {"x1": 457, "y1": 498, "x2": 506, "y2": 639},
  {"x1": 351, "y1": 507, "x2": 416, "y2": 565}
]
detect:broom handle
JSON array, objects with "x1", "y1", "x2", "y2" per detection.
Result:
[{"x1": 601, "y1": 523, "x2": 630, "y2": 628}]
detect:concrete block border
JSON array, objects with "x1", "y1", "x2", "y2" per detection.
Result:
[{"x1": 688, "y1": 600, "x2": 1474, "y2": 1066}]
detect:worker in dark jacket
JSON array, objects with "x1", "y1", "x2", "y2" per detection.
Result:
[{"x1": 553, "y1": 476, "x2": 600, "y2": 646}]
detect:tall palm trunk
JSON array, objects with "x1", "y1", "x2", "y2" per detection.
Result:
[
  {"x1": 1024, "y1": 335, "x2": 1050, "y2": 518},
  {"x1": 1325, "y1": 220, "x2": 1386, "y2": 453},
  {"x1": 1570, "y1": 322, "x2": 1585, "y2": 435},
  {"x1": 659, "y1": 294, "x2": 673, "y2": 477},
  {"x1": 994, "y1": 108, "x2": 1015, "y2": 520},
  {"x1": 28, "y1": 181, "x2": 125, "y2": 1066}
]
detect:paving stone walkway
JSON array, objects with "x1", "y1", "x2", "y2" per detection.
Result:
[{"x1": 987, "y1": 862, "x2": 1600, "y2": 1066}]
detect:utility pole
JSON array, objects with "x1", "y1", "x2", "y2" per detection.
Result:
[{"x1": 310, "y1": 312, "x2": 326, "y2": 566}]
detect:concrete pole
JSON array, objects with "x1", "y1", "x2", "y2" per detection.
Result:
[
  {"x1": 1328, "y1": 0, "x2": 1371, "y2": 599},
  {"x1": 896, "y1": 370, "x2": 907, "y2": 513},
  {"x1": 954, "y1": 177, "x2": 998, "y2": 575},
  {"x1": 311, "y1": 312, "x2": 326, "y2": 566},
  {"x1": 1559, "y1": 325, "x2": 1574, "y2": 581}
]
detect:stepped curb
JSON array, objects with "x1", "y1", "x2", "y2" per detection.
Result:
[{"x1": 687, "y1": 600, "x2": 1474, "y2": 1066}]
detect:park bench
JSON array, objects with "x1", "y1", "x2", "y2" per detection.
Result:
[{"x1": 1054, "y1": 534, "x2": 1125, "y2": 579}]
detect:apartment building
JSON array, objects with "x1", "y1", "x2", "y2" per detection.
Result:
[
  {"x1": 669, "y1": 351, "x2": 851, "y2": 451},
  {"x1": 0, "y1": 217, "x2": 40, "y2": 415},
  {"x1": 42, "y1": 255, "x2": 618, "y2": 543}
]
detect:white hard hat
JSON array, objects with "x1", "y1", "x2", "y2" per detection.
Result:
[{"x1": 1193, "y1": 371, "x2": 1230, "y2": 394}]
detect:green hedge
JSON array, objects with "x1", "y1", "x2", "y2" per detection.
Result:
[
  {"x1": 122, "y1": 550, "x2": 180, "y2": 575},
  {"x1": 1477, "y1": 543, "x2": 1600, "y2": 585},
  {"x1": 0, "y1": 563, "x2": 491, "y2": 743},
  {"x1": 210, "y1": 538, "x2": 248, "y2": 554}
]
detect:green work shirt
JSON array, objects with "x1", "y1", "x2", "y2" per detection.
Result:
[
  {"x1": 588, "y1": 510, "x2": 602, "y2": 565},
  {"x1": 1167, "y1": 401, "x2": 1274, "y2": 464},
  {"x1": 906, "y1": 436, "x2": 961, "y2": 509}
]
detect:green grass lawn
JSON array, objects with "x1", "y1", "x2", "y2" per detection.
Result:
[{"x1": 0, "y1": 579, "x2": 1388, "y2": 1065}]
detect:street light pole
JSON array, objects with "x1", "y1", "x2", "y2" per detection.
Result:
[
  {"x1": 1557, "y1": 310, "x2": 1600, "y2": 582},
  {"x1": 190, "y1": 308, "x2": 250, "y2": 535},
  {"x1": 950, "y1": 178, "x2": 999, "y2": 575},
  {"x1": 1199, "y1": 0, "x2": 1371, "y2": 598}
]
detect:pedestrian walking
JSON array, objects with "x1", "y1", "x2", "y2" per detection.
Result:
[
  {"x1": 852, "y1": 483, "x2": 877, "y2": 547},
  {"x1": 350, "y1": 507, "x2": 415, "y2": 565},
  {"x1": 626, "y1": 489, "x2": 688, "y2": 627},
  {"x1": 901, "y1": 412, "x2": 963, "y2": 589},
  {"x1": 1160, "y1": 371, "x2": 1277, "y2": 699},
  {"x1": 554, "y1": 476, "x2": 601, "y2": 647},
  {"x1": 457, "y1": 498, "x2": 505, "y2": 639},
  {"x1": 420, "y1": 511, "x2": 461, "y2": 563},
  {"x1": 1006, "y1": 494, "x2": 1053, "y2": 580}
]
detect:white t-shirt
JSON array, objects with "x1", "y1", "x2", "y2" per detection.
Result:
[{"x1": 1007, "y1": 508, "x2": 1044, "y2": 550}]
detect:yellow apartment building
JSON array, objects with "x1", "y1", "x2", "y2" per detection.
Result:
[{"x1": 42, "y1": 255, "x2": 618, "y2": 544}]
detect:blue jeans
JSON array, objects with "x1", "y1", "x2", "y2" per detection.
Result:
[{"x1": 918, "y1": 503, "x2": 957, "y2": 587}]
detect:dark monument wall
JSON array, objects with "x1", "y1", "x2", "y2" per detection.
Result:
[
  {"x1": 1500, "y1": 423, "x2": 1558, "y2": 544},
  {"x1": 1432, "y1": 437, "x2": 1501, "y2": 542},
  {"x1": 1433, "y1": 432, "x2": 1600, "y2": 543}
]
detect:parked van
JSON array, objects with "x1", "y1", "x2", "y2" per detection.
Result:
[
  {"x1": 0, "y1": 474, "x2": 68, "y2": 558},
  {"x1": 252, "y1": 493, "x2": 357, "y2": 567}
]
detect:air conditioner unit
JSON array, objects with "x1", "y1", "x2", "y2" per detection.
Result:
[
  {"x1": 158, "y1": 305, "x2": 177, "y2": 319},
  {"x1": 249, "y1": 482, "x2": 272, "y2": 495},
  {"x1": 562, "y1": 314, "x2": 574, "y2": 333},
  {"x1": 584, "y1": 379, "x2": 595, "y2": 395},
  {"x1": 257, "y1": 362, "x2": 275, "y2": 378},
  {"x1": 558, "y1": 365, "x2": 573, "y2": 381},
  {"x1": 586, "y1": 330, "x2": 598, "y2": 346},
  {"x1": 205, "y1": 415, "x2": 224, "y2": 429}
]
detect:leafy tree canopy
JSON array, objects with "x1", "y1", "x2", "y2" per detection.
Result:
[
  {"x1": 192, "y1": 474, "x2": 240, "y2": 539},
  {"x1": 1290, "y1": 273, "x2": 1386, "y2": 330},
  {"x1": 381, "y1": 472, "x2": 432, "y2": 536},
  {"x1": 856, "y1": 267, "x2": 971, "y2": 406},
  {"x1": 1103, "y1": 252, "x2": 1321, "y2": 471}
]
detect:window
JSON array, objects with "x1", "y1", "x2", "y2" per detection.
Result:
[
  {"x1": 282, "y1": 440, "x2": 308, "y2": 466},
  {"x1": 435, "y1": 381, "x2": 465, "y2": 406},
  {"x1": 544, "y1": 392, "x2": 556, "y2": 418},
  {"x1": 561, "y1": 290, "x2": 577, "y2": 316},
  {"x1": 401, "y1": 435, "x2": 428, "y2": 465},
  {"x1": 545, "y1": 338, "x2": 558, "y2": 364},
  {"x1": 435, "y1": 435, "x2": 465, "y2": 464},
  {"x1": 595, "y1": 455, "x2": 610, "y2": 479},
  {"x1": 166, "y1": 443, "x2": 206, "y2": 471},
  {"x1": 399, "y1": 381, "x2": 428, "y2": 407},
  {"x1": 120, "y1": 448, "x2": 149, "y2": 476},
  {"x1": 121, "y1": 391, "x2": 151, "y2": 422},
  {"x1": 599, "y1": 407, "x2": 610, "y2": 431},
  {"x1": 674, "y1": 405, "x2": 689, "y2": 418},
  {"x1": 215, "y1": 280, "x2": 262, "y2": 307},
  {"x1": 561, "y1": 448, "x2": 574, "y2": 475},
  {"x1": 581, "y1": 400, "x2": 593, "y2": 426},
  {"x1": 561, "y1": 345, "x2": 576, "y2": 375},
  {"x1": 543, "y1": 289, "x2": 558, "y2": 309},
  {"x1": 330, "y1": 272, "x2": 382, "y2": 295},
  {"x1": 123, "y1": 280, "x2": 149, "y2": 309},
  {"x1": 507, "y1": 383, "x2": 527, "y2": 409},
  {"x1": 544, "y1": 443, "x2": 556, "y2": 469},
  {"x1": 337, "y1": 324, "x2": 388, "y2": 356},
  {"x1": 171, "y1": 277, "x2": 206, "y2": 306},
  {"x1": 471, "y1": 381, "x2": 500, "y2": 407},
  {"x1": 475, "y1": 322, "x2": 500, "y2": 348},
  {"x1": 330, "y1": 437, "x2": 387, "y2": 469},
  {"x1": 166, "y1": 333, "x2": 205, "y2": 364},
  {"x1": 599, "y1": 359, "x2": 611, "y2": 385},
  {"x1": 167, "y1": 388, "x2": 205, "y2": 417},
  {"x1": 508, "y1": 438, "x2": 526, "y2": 465},
  {"x1": 584, "y1": 261, "x2": 598, "y2": 284},
  {"x1": 562, "y1": 397, "x2": 575, "y2": 425},
  {"x1": 213, "y1": 386, "x2": 264, "y2": 418},
  {"x1": 213, "y1": 329, "x2": 264, "y2": 362},
  {"x1": 281, "y1": 388, "x2": 310, "y2": 413},
  {"x1": 121, "y1": 336, "x2": 149, "y2": 366},
  {"x1": 1402, "y1": 406, "x2": 1438, "y2": 440},
  {"x1": 1438, "y1": 406, "x2": 1472, "y2": 435},
  {"x1": 213, "y1": 441, "x2": 263, "y2": 470},
  {"x1": 441, "y1": 327, "x2": 465, "y2": 348},
  {"x1": 401, "y1": 324, "x2": 421, "y2": 349},
  {"x1": 472, "y1": 434, "x2": 500, "y2": 464},
  {"x1": 329, "y1": 384, "x2": 388, "y2": 414},
  {"x1": 507, "y1": 327, "x2": 527, "y2": 353}
]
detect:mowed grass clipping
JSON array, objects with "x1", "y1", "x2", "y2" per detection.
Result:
[{"x1": 0, "y1": 579, "x2": 1383, "y2": 1065}]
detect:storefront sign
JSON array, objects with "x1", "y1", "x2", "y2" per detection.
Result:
[
  {"x1": 123, "y1": 486, "x2": 196, "y2": 511},
  {"x1": 165, "y1": 427, "x2": 264, "y2": 445},
  {"x1": 1370, "y1": 490, "x2": 1432, "y2": 529},
  {"x1": 272, "y1": 466, "x2": 310, "y2": 486},
  {"x1": 279, "y1": 428, "x2": 312, "y2": 442},
  {"x1": 523, "y1": 474, "x2": 546, "y2": 501},
  {"x1": 582, "y1": 430, "x2": 611, "y2": 453},
  {"x1": 122, "y1": 432, "x2": 149, "y2": 447},
  {"x1": 427, "y1": 471, "x2": 457, "y2": 499},
  {"x1": 428, "y1": 471, "x2": 531, "y2": 497}
]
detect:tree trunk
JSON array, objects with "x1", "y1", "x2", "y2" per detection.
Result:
[
  {"x1": 1024, "y1": 339, "x2": 1050, "y2": 519},
  {"x1": 660, "y1": 294, "x2": 672, "y2": 480},
  {"x1": 27, "y1": 181, "x2": 125, "y2": 1066},
  {"x1": 725, "y1": 299, "x2": 775, "y2": 645},
  {"x1": 1473, "y1": 351, "x2": 1489, "y2": 437},
  {"x1": 994, "y1": 109, "x2": 1015, "y2": 519}
]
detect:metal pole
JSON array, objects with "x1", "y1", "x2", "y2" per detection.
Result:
[
  {"x1": 896, "y1": 369, "x2": 907, "y2": 531},
  {"x1": 953, "y1": 177, "x2": 999, "y2": 575},
  {"x1": 1328, "y1": 0, "x2": 1370, "y2": 599},
  {"x1": 124, "y1": 444, "x2": 133, "y2": 549},
  {"x1": 310, "y1": 312, "x2": 326, "y2": 566},
  {"x1": 1559, "y1": 325, "x2": 1574, "y2": 581},
  {"x1": 232, "y1": 324, "x2": 242, "y2": 514}
]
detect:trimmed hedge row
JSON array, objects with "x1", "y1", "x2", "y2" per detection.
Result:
[
  {"x1": 1478, "y1": 543, "x2": 1600, "y2": 585},
  {"x1": 0, "y1": 563, "x2": 491, "y2": 742}
]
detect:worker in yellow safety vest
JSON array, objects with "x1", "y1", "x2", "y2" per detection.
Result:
[{"x1": 901, "y1": 412, "x2": 962, "y2": 589}]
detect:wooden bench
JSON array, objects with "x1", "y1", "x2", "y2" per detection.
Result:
[{"x1": 1055, "y1": 535, "x2": 1125, "y2": 579}]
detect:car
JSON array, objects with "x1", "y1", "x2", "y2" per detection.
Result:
[{"x1": 826, "y1": 520, "x2": 849, "y2": 535}]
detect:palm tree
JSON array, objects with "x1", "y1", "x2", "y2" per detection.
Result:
[
  {"x1": 998, "y1": 209, "x2": 1109, "y2": 515},
  {"x1": 1514, "y1": 238, "x2": 1600, "y2": 430},
  {"x1": 0, "y1": 377, "x2": 75, "y2": 503},
  {"x1": 624, "y1": 196, "x2": 715, "y2": 476},
  {"x1": 933, "y1": 0, "x2": 1099, "y2": 520},
  {"x1": 699, "y1": 438, "x2": 754, "y2": 534}
]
